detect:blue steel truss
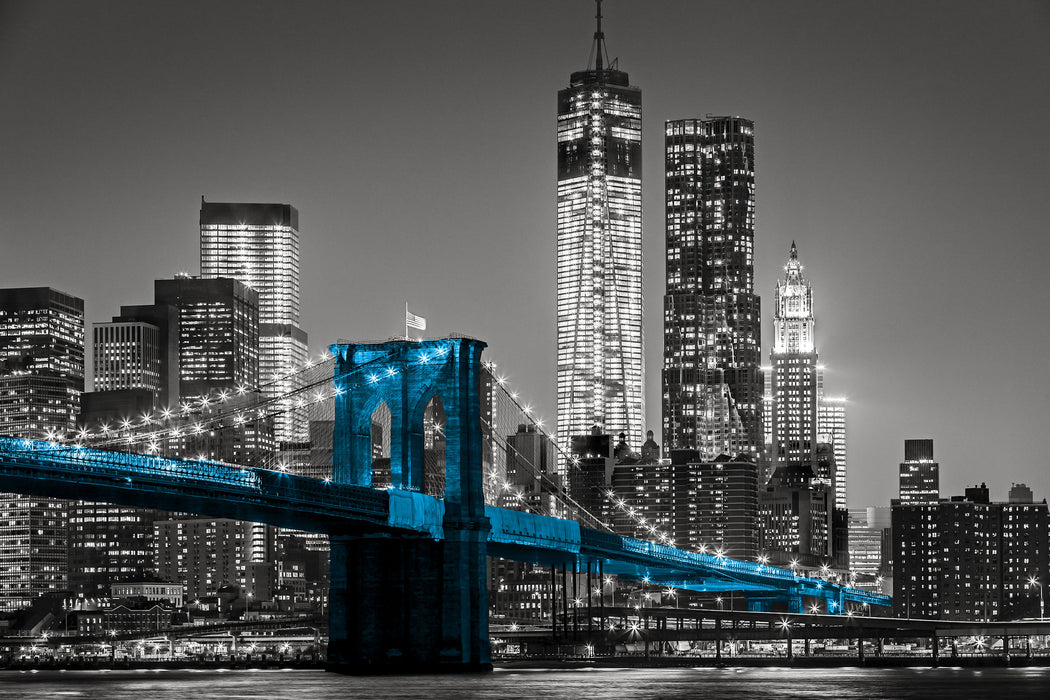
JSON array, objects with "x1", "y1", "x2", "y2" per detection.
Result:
[{"x1": 0, "y1": 436, "x2": 889, "y2": 611}]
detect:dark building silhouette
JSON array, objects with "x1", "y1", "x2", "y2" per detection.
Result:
[
  {"x1": 899, "y1": 438, "x2": 939, "y2": 504},
  {"x1": 759, "y1": 462, "x2": 831, "y2": 568},
  {"x1": 663, "y1": 116, "x2": 761, "y2": 461},
  {"x1": 1009, "y1": 483, "x2": 1034, "y2": 504},
  {"x1": 566, "y1": 428, "x2": 615, "y2": 525},
  {"x1": 502, "y1": 423, "x2": 557, "y2": 514}
]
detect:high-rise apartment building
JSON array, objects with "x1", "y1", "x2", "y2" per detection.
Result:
[
  {"x1": 200, "y1": 200, "x2": 308, "y2": 446},
  {"x1": 663, "y1": 117, "x2": 761, "y2": 461},
  {"x1": 899, "y1": 438, "x2": 939, "y2": 504},
  {"x1": 672, "y1": 455, "x2": 758, "y2": 559},
  {"x1": 67, "y1": 505, "x2": 162, "y2": 596},
  {"x1": 766, "y1": 243, "x2": 818, "y2": 479},
  {"x1": 893, "y1": 492, "x2": 1048, "y2": 620},
  {"x1": 0, "y1": 287, "x2": 84, "y2": 609},
  {"x1": 556, "y1": 7, "x2": 644, "y2": 463},
  {"x1": 607, "y1": 446, "x2": 757, "y2": 558},
  {"x1": 154, "y1": 518, "x2": 276, "y2": 601}
]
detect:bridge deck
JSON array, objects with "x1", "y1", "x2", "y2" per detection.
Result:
[{"x1": 0, "y1": 437, "x2": 889, "y2": 609}]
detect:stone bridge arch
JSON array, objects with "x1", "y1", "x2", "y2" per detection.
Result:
[{"x1": 327, "y1": 337, "x2": 490, "y2": 673}]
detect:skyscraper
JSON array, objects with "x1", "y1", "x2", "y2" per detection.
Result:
[
  {"x1": 899, "y1": 438, "x2": 939, "y2": 504},
  {"x1": 556, "y1": 4, "x2": 644, "y2": 463},
  {"x1": 91, "y1": 302, "x2": 179, "y2": 409},
  {"x1": 200, "y1": 199, "x2": 308, "y2": 446},
  {"x1": 155, "y1": 275, "x2": 270, "y2": 464},
  {"x1": 817, "y1": 395, "x2": 847, "y2": 509},
  {"x1": 0, "y1": 287, "x2": 84, "y2": 437},
  {"x1": 0, "y1": 287, "x2": 84, "y2": 609},
  {"x1": 767, "y1": 242, "x2": 818, "y2": 478},
  {"x1": 663, "y1": 117, "x2": 761, "y2": 461},
  {"x1": 72, "y1": 303, "x2": 178, "y2": 597}
]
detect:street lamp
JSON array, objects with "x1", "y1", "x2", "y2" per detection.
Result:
[{"x1": 1028, "y1": 576, "x2": 1044, "y2": 620}]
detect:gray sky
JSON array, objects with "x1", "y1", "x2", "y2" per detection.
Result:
[{"x1": 1, "y1": 1, "x2": 1048, "y2": 508}]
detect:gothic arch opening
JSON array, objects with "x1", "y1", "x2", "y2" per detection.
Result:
[
  {"x1": 421, "y1": 395, "x2": 446, "y2": 497},
  {"x1": 369, "y1": 400, "x2": 392, "y2": 489}
]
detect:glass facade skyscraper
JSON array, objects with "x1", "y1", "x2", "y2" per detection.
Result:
[
  {"x1": 556, "y1": 11, "x2": 644, "y2": 463},
  {"x1": 663, "y1": 117, "x2": 761, "y2": 461},
  {"x1": 817, "y1": 395, "x2": 847, "y2": 509},
  {"x1": 200, "y1": 200, "x2": 308, "y2": 446}
]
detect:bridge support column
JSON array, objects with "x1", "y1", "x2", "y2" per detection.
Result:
[
  {"x1": 747, "y1": 598, "x2": 771, "y2": 612},
  {"x1": 327, "y1": 526, "x2": 490, "y2": 674},
  {"x1": 715, "y1": 618, "x2": 722, "y2": 660}
]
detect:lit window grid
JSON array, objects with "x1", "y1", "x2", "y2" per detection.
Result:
[
  {"x1": 556, "y1": 82, "x2": 644, "y2": 465},
  {"x1": 92, "y1": 321, "x2": 162, "y2": 395},
  {"x1": 662, "y1": 117, "x2": 761, "y2": 458},
  {"x1": 818, "y1": 400, "x2": 847, "y2": 509},
  {"x1": 262, "y1": 333, "x2": 309, "y2": 444},
  {"x1": 200, "y1": 223, "x2": 301, "y2": 326},
  {"x1": 0, "y1": 292, "x2": 82, "y2": 608}
]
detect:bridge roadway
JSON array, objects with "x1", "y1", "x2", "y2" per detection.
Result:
[{"x1": 0, "y1": 436, "x2": 888, "y2": 611}]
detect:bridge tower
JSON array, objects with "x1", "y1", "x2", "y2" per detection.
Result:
[{"x1": 328, "y1": 337, "x2": 491, "y2": 673}]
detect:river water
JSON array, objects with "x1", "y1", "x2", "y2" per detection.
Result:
[{"x1": 1, "y1": 666, "x2": 1048, "y2": 698}]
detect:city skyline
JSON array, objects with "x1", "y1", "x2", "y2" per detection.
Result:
[{"x1": 1, "y1": 0, "x2": 1048, "y2": 508}]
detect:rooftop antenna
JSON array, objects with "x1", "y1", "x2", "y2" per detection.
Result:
[{"x1": 594, "y1": 0, "x2": 604, "y2": 72}]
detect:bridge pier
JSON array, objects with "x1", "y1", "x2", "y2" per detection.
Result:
[
  {"x1": 328, "y1": 338, "x2": 491, "y2": 674},
  {"x1": 327, "y1": 525, "x2": 490, "y2": 674}
]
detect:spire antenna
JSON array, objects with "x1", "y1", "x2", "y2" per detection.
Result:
[{"x1": 594, "y1": 0, "x2": 604, "y2": 72}]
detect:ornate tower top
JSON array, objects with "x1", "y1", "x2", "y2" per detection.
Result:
[{"x1": 774, "y1": 242, "x2": 815, "y2": 352}]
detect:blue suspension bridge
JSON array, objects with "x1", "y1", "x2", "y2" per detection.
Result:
[{"x1": 0, "y1": 337, "x2": 888, "y2": 673}]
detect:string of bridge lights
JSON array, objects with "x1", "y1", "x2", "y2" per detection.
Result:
[
  {"x1": 482, "y1": 358, "x2": 681, "y2": 550},
  {"x1": 42, "y1": 341, "x2": 463, "y2": 462},
  {"x1": 32, "y1": 339, "x2": 847, "y2": 585},
  {"x1": 481, "y1": 359, "x2": 852, "y2": 587},
  {"x1": 42, "y1": 348, "x2": 368, "y2": 454}
]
